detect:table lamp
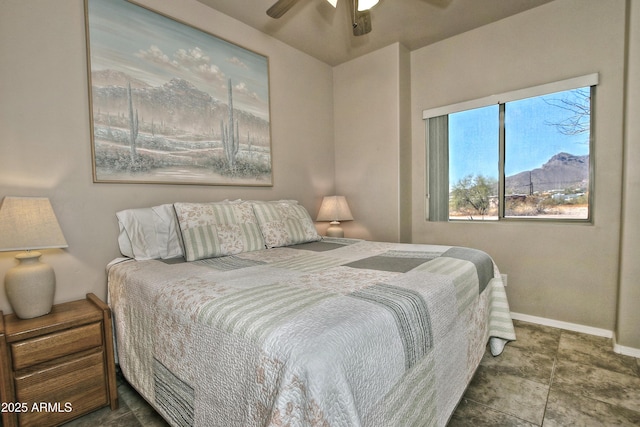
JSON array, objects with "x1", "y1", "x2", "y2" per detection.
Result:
[
  {"x1": 316, "y1": 195, "x2": 354, "y2": 238},
  {"x1": 0, "y1": 196, "x2": 68, "y2": 319}
]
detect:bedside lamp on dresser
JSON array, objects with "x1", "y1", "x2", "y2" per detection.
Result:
[
  {"x1": 317, "y1": 195, "x2": 354, "y2": 238},
  {"x1": 0, "y1": 196, "x2": 68, "y2": 319},
  {"x1": 0, "y1": 197, "x2": 118, "y2": 426}
]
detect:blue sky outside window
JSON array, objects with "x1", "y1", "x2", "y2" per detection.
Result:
[{"x1": 445, "y1": 86, "x2": 591, "y2": 220}]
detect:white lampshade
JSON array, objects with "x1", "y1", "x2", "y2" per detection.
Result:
[
  {"x1": 357, "y1": 0, "x2": 379, "y2": 11},
  {"x1": 0, "y1": 197, "x2": 68, "y2": 319},
  {"x1": 317, "y1": 196, "x2": 353, "y2": 238},
  {"x1": 317, "y1": 196, "x2": 354, "y2": 222},
  {"x1": 325, "y1": 0, "x2": 378, "y2": 11},
  {"x1": 0, "y1": 197, "x2": 68, "y2": 251}
]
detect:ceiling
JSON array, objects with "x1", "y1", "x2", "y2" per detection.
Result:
[{"x1": 196, "y1": 0, "x2": 554, "y2": 66}]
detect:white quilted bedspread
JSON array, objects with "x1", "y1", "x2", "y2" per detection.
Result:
[{"x1": 108, "y1": 238, "x2": 515, "y2": 427}]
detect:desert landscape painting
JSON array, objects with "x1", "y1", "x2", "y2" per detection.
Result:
[{"x1": 85, "y1": 0, "x2": 272, "y2": 185}]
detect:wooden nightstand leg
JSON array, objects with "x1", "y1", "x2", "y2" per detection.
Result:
[
  {"x1": 86, "y1": 293, "x2": 119, "y2": 410},
  {"x1": 1, "y1": 312, "x2": 18, "y2": 427}
]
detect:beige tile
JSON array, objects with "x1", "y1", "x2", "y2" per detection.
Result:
[
  {"x1": 558, "y1": 330, "x2": 639, "y2": 377},
  {"x1": 463, "y1": 366, "x2": 549, "y2": 425},
  {"x1": 114, "y1": 380, "x2": 170, "y2": 426},
  {"x1": 544, "y1": 387, "x2": 640, "y2": 426},
  {"x1": 480, "y1": 341, "x2": 555, "y2": 385},
  {"x1": 449, "y1": 398, "x2": 537, "y2": 426},
  {"x1": 132, "y1": 410, "x2": 171, "y2": 427},
  {"x1": 511, "y1": 320, "x2": 562, "y2": 357},
  {"x1": 62, "y1": 403, "x2": 139, "y2": 427},
  {"x1": 553, "y1": 359, "x2": 640, "y2": 414}
]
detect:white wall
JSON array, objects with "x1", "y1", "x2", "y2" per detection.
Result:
[
  {"x1": 0, "y1": 0, "x2": 335, "y2": 311},
  {"x1": 409, "y1": 0, "x2": 626, "y2": 333}
]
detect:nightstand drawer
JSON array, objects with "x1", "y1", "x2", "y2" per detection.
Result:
[
  {"x1": 10, "y1": 322, "x2": 103, "y2": 370},
  {"x1": 15, "y1": 349, "x2": 108, "y2": 427}
]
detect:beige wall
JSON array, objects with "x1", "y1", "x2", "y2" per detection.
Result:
[
  {"x1": 410, "y1": 0, "x2": 629, "y2": 337},
  {"x1": 618, "y1": 0, "x2": 640, "y2": 351},
  {"x1": 333, "y1": 43, "x2": 411, "y2": 242},
  {"x1": 0, "y1": 0, "x2": 334, "y2": 311}
]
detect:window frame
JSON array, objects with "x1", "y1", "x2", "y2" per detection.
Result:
[{"x1": 423, "y1": 73, "x2": 598, "y2": 223}]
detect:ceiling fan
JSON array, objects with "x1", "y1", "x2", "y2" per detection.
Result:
[{"x1": 267, "y1": 0, "x2": 379, "y2": 36}]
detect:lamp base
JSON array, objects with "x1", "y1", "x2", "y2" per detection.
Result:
[
  {"x1": 5, "y1": 251, "x2": 56, "y2": 319},
  {"x1": 326, "y1": 221, "x2": 344, "y2": 238}
]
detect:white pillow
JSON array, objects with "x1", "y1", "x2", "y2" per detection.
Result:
[
  {"x1": 151, "y1": 204, "x2": 183, "y2": 259},
  {"x1": 116, "y1": 204, "x2": 183, "y2": 260}
]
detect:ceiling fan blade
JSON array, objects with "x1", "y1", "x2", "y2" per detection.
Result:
[
  {"x1": 352, "y1": 10, "x2": 372, "y2": 36},
  {"x1": 267, "y1": 0, "x2": 300, "y2": 18}
]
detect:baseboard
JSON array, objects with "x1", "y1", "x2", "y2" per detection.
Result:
[
  {"x1": 510, "y1": 312, "x2": 640, "y2": 358},
  {"x1": 613, "y1": 336, "x2": 640, "y2": 358},
  {"x1": 510, "y1": 312, "x2": 613, "y2": 338}
]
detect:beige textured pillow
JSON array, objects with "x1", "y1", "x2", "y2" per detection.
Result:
[
  {"x1": 174, "y1": 201, "x2": 265, "y2": 261},
  {"x1": 252, "y1": 200, "x2": 321, "y2": 248}
]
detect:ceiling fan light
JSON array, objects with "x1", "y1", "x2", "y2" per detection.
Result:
[
  {"x1": 326, "y1": 0, "x2": 338, "y2": 7},
  {"x1": 357, "y1": 0, "x2": 378, "y2": 11}
]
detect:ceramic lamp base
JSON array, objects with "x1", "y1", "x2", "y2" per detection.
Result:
[
  {"x1": 326, "y1": 221, "x2": 344, "y2": 238},
  {"x1": 5, "y1": 251, "x2": 56, "y2": 319}
]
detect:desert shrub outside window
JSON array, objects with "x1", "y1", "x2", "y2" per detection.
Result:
[{"x1": 424, "y1": 74, "x2": 596, "y2": 222}]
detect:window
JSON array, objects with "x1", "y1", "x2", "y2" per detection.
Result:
[{"x1": 424, "y1": 74, "x2": 596, "y2": 222}]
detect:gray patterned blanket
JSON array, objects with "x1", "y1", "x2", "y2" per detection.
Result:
[{"x1": 108, "y1": 238, "x2": 515, "y2": 427}]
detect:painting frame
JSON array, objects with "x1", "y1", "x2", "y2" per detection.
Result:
[{"x1": 84, "y1": 0, "x2": 273, "y2": 186}]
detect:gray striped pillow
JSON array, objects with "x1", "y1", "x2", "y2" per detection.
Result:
[
  {"x1": 174, "y1": 201, "x2": 265, "y2": 261},
  {"x1": 252, "y1": 200, "x2": 321, "y2": 248}
]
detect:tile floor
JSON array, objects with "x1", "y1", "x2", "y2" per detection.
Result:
[{"x1": 63, "y1": 320, "x2": 640, "y2": 426}]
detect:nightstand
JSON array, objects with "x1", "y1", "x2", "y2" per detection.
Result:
[{"x1": 1, "y1": 293, "x2": 118, "y2": 427}]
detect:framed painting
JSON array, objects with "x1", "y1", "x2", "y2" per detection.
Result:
[{"x1": 84, "y1": 0, "x2": 272, "y2": 186}]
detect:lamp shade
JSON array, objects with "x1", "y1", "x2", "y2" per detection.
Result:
[
  {"x1": 317, "y1": 196, "x2": 354, "y2": 222},
  {"x1": 0, "y1": 197, "x2": 68, "y2": 251},
  {"x1": 357, "y1": 0, "x2": 379, "y2": 11}
]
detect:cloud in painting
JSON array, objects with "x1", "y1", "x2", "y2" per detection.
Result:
[
  {"x1": 234, "y1": 81, "x2": 261, "y2": 103},
  {"x1": 227, "y1": 56, "x2": 249, "y2": 69},
  {"x1": 195, "y1": 63, "x2": 226, "y2": 83},
  {"x1": 175, "y1": 47, "x2": 213, "y2": 71},
  {"x1": 135, "y1": 45, "x2": 180, "y2": 70},
  {"x1": 136, "y1": 44, "x2": 227, "y2": 85},
  {"x1": 133, "y1": 43, "x2": 267, "y2": 115}
]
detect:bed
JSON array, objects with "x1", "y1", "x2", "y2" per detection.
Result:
[{"x1": 107, "y1": 199, "x2": 516, "y2": 427}]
